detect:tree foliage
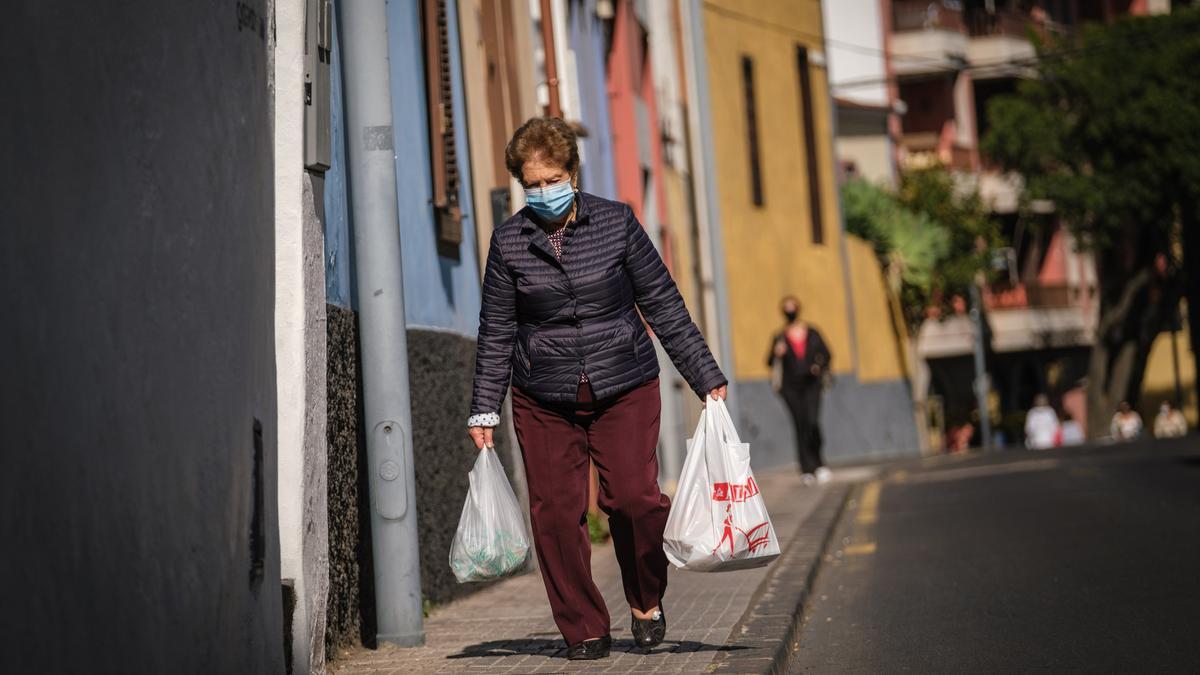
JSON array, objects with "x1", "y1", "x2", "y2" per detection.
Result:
[
  {"x1": 982, "y1": 8, "x2": 1200, "y2": 434},
  {"x1": 841, "y1": 166, "x2": 999, "y2": 331}
]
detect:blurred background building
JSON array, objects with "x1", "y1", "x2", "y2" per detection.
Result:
[{"x1": 879, "y1": 0, "x2": 1194, "y2": 446}]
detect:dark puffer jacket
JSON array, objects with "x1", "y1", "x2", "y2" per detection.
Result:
[{"x1": 470, "y1": 192, "x2": 726, "y2": 415}]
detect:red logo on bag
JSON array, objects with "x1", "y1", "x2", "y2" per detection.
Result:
[
  {"x1": 713, "y1": 508, "x2": 772, "y2": 556},
  {"x1": 742, "y1": 522, "x2": 773, "y2": 552},
  {"x1": 711, "y1": 476, "x2": 760, "y2": 503}
]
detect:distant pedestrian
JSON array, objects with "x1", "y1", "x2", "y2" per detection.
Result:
[
  {"x1": 768, "y1": 296, "x2": 831, "y2": 485},
  {"x1": 1110, "y1": 401, "x2": 1143, "y2": 441},
  {"x1": 467, "y1": 117, "x2": 727, "y2": 660},
  {"x1": 1153, "y1": 400, "x2": 1188, "y2": 438},
  {"x1": 1058, "y1": 411, "x2": 1085, "y2": 446},
  {"x1": 947, "y1": 422, "x2": 975, "y2": 453},
  {"x1": 1024, "y1": 394, "x2": 1060, "y2": 450}
]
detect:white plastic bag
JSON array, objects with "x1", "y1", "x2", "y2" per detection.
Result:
[
  {"x1": 449, "y1": 446, "x2": 531, "y2": 583},
  {"x1": 663, "y1": 397, "x2": 781, "y2": 572}
]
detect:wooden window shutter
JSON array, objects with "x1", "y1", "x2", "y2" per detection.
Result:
[{"x1": 422, "y1": 0, "x2": 463, "y2": 251}]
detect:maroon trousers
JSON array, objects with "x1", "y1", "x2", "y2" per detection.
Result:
[{"x1": 511, "y1": 378, "x2": 670, "y2": 646}]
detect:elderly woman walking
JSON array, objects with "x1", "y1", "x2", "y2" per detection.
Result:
[{"x1": 467, "y1": 117, "x2": 727, "y2": 660}]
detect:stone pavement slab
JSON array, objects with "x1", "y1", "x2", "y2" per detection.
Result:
[{"x1": 330, "y1": 467, "x2": 862, "y2": 674}]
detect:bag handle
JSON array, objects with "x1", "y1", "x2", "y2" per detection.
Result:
[{"x1": 705, "y1": 396, "x2": 742, "y2": 445}]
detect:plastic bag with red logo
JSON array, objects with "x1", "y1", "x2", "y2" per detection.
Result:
[{"x1": 663, "y1": 397, "x2": 781, "y2": 572}]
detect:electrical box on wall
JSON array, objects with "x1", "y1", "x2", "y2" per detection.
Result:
[{"x1": 304, "y1": 0, "x2": 332, "y2": 172}]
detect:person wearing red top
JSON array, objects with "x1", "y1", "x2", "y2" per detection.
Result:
[{"x1": 767, "y1": 296, "x2": 832, "y2": 484}]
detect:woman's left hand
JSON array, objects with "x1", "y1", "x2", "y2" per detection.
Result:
[{"x1": 707, "y1": 384, "x2": 728, "y2": 402}]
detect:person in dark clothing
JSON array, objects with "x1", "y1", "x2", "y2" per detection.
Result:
[
  {"x1": 767, "y1": 296, "x2": 831, "y2": 484},
  {"x1": 467, "y1": 117, "x2": 727, "y2": 660}
]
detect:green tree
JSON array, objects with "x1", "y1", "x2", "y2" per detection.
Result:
[
  {"x1": 983, "y1": 9, "x2": 1200, "y2": 437},
  {"x1": 897, "y1": 166, "x2": 999, "y2": 302},
  {"x1": 841, "y1": 166, "x2": 998, "y2": 332}
]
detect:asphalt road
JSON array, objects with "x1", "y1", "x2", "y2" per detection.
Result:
[{"x1": 790, "y1": 437, "x2": 1200, "y2": 674}]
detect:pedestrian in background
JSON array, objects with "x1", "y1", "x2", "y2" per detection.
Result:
[
  {"x1": 1153, "y1": 400, "x2": 1188, "y2": 438},
  {"x1": 1024, "y1": 394, "x2": 1059, "y2": 450},
  {"x1": 1059, "y1": 411, "x2": 1086, "y2": 446},
  {"x1": 467, "y1": 117, "x2": 727, "y2": 661},
  {"x1": 768, "y1": 296, "x2": 831, "y2": 485},
  {"x1": 1110, "y1": 400, "x2": 1143, "y2": 441}
]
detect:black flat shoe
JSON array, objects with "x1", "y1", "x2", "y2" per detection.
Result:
[
  {"x1": 566, "y1": 635, "x2": 611, "y2": 660},
  {"x1": 631, "y1": 609, "x2": 666, "y2": 649}
]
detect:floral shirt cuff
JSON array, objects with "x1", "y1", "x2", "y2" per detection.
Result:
[{"x1": 468, "y1": 412, "x2": 500, "y2": 428}]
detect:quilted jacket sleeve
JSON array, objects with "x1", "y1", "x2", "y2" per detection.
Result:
[
  {"x1": 470, "y1": 230, "x2": 517, "y2": 416},
  {"x1": 622, "y1": 205, "x2": 727, "y2": 399}
]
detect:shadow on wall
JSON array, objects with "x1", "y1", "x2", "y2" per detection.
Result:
[
  {"x1": 325, "y1": 304, "x2": 378, "y2": 651},
  {"x1": 2, "y1": 2, "x2": 283, "y2": 672},
  {"x1": 324, "y1": 319, "x2": 526, "y2": 657},
  {"x1": 407, "y1": 329, "x2": 519, "y2": 605},
  {"x1": 737, "y1": 377, "x2": 922, "y2": 469}
]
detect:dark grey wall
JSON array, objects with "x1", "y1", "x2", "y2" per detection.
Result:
[
  {"x1": 0, "y1": 2, "x2": 283, "y2": 673},
  {"x1": 738, "y1": 376, "x2": 922, "y2": 471},
  {"x1": 407, "y1": 329, "x2": 518, "y2": 605},
  {"x1": 325, "y1": 304, "x2": 370, "y2": 652}
]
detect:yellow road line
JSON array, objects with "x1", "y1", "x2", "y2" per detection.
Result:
[
  {"x1": 856, "y1": 480, "x2": 882, "y2": 525},
  {"x1": 844, "y1": 542, "x2": 877, "y2": 555}
]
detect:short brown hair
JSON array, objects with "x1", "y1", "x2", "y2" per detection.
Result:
[{"x1": 505, "y1": 117, "x2": 580, "y2": 181}]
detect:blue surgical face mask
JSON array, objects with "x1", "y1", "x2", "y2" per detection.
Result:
[{"x1": 524, "y1": 179, "x2": 576, "y2": 221}]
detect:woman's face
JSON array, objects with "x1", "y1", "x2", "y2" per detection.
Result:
[{"x1": 520, "y1": 155, "x2": 572, "y2": 189}]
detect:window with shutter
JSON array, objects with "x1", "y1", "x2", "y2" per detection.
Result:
[
  {"x1": 422, "y1": 0, "x2": 463, "y2": 253},
  {"x1": 741, "y1": 55, "x2": 764, "y2": 208},
  {"x1": 796, "y1": 45, "x2": 824, "y2": 245}
]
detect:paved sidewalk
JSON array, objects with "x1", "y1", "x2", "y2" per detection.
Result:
[{"x1": 330, "y1": 467, "x2": 862, "y2": 674}]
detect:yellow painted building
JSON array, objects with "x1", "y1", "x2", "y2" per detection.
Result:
[
  {"x1": 703, "y1": 0, "x2": 850, "y2": 378},
  {"x1": 1139, "y1": 302, "x2": 1197, "y2": 429},
  {"x1": 844, "y1": 235, "x2": 911, "y2": 384},
  {"x1": 699, "y1": 0, "x2": 920, "y2": 462}
]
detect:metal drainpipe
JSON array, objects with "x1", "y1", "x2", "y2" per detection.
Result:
[
  {"x1": 336, "y1": 0, "x2": 424, "y2": 647},
  {"x1": 539, "y1": 0, "x2": 562, "y2": 118}
]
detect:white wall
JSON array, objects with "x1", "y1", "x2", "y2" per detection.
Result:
[
  {"x1": 822, "y1": 0, "x2": 890, "y2": 106},
  {"x1": 275, "y1": 0, "x2": 330, "y2": 672},
  {"x1": 838, "y1": 134, "x2": 895, "y2": 184},
  {"x1": 649, "y1": 0, "x2": 688, "y2": 171}
]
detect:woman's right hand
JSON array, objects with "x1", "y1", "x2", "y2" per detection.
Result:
[{"x1": 468, "y1": 425, "x2": 493, "y2": 450}]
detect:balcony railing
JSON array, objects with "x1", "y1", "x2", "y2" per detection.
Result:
[
  {"x1": 967, "y1": 9, "x2": 1031, "y2": 38},
  {"x1": 893, "y1": 0, "x2": 965, "y2": 33},
  {"x1": 985, "y1": 282, "x2": 1087, "y2": 310},
  {"x1": 894, "y1": 3, "x2": 1069, "y2": 40},
  {"x1": 966, "y1": 8, "x2": 1069, "y2": 40}
]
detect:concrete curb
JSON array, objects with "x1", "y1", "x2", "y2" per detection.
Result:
[{"x1": 709, "y1": 483, "x2": 854, "y2": 674}]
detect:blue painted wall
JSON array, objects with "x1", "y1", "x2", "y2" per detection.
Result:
[
  {"x1": 324, "y1": 6, "x2": 354, "y2": 310},
  {"x1": 326, "y1": 1, "x2": 482, "y2": 332},
  {"x1": 385, "y1": 0, "x2": 482, "y2": 337},
  {"x1": 568, "y1": 0, "x2": 618, "y2": 199},
  {"x1": 441, "y1": 0, "x2": 483, "y2": 335}
]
